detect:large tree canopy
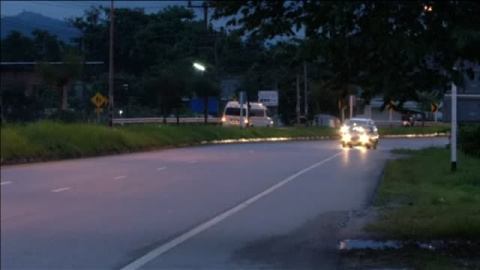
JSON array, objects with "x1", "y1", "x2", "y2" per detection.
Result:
[{"x1": 213, "y1": 1, "x2": 480, "y2": 100}]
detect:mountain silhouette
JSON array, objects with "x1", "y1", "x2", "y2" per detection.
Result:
[{"x1": 1, "y1": 11, "x2": 80, "y2": 43}]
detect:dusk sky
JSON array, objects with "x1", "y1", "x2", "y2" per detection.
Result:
[
  {"x1": 1, "y1": 1, "x2": 303, "y2": 43},
  {"x1": 1, "y1": 1, "x2": 224, "y2": 26}
]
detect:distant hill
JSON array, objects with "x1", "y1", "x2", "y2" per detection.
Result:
[{"x1": 1, "y1": 11, "x2": 80, "y2": 43}]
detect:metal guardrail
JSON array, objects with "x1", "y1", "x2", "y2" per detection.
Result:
[
  {"x1": 113, "y1": 118, "x2": 448, "y2": 127},
  {"x1": 113, "y1": 117, "x2": 221, "y2": 125}
]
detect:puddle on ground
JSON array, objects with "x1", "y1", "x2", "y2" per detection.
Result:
[{"x1": 338, "y1": 239, "x2": 478, "y2": 251}]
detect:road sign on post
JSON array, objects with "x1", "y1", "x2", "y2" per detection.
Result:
[
  {"x1": 91, "y1": 93, "x2": 108, "y2": 123},
  {"x1": 339, "y1": 100, "x2": 347, "y2": 123},
  {"x1": 431, "y1": 102, "x2": 439, "y2": 122},
  {"x1": 386, "y1": 100, "x2": 395, "y2": 122},
  {"x1": 91, "y1": 93, "x2": 108, "y2": 108},
  {"x1": 239, "y1": 91, "x2": 245, "y2": 128},
  {"x1": 258, "y1": 91, "x2": 278, "y2": 107}
]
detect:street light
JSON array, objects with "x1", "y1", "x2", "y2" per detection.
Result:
[
  {"x1": 193, "y1": 62, "x2": 206, "y2": 72},
  {"x1": 193, "y1": 62, "x2": 208, "y2": 124}
]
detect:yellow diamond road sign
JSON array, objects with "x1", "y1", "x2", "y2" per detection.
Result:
[{"x1": 91, "y1": 93, "x2": 108, "y2": 108}]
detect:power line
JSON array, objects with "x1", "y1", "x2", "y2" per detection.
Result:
[{"x1": 28, "y1": 1, "x2": 89, "y2": 10}]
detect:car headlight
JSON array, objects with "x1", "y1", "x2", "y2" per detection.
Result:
[
  {"x1": 360, "y1": 134, "x2": 369, "y2": 143},
  {"x1": 340, "y1": 125, "x2": 349, "y2": 133},
  {"x1": 342, "y1": 134, "x2": 351, "y2": 142},
  {"x1": 221, "y1": 116, "x2": 226, "y2": 122}
]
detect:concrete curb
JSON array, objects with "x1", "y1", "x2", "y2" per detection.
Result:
[
  {"x1": 199, "y1": 133, "x2": 448, "y2": 145},
  {"x1": 200, "y1": 136, "x2": 335, "y2": 145},
  {"x1": 381, "y1": 132, "x2": 449, "y2": 138}
]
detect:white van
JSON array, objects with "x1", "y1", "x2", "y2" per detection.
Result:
[{"x1": 222, "y1": 101, "x2": 273, "y2": 127}]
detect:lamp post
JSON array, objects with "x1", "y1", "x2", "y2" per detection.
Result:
[
  {"x1": 193, "y1": 62, "x2": 208, "y2": 124},
  {"x1": 108, "y1": 0, "x2": 114, "y2": 127}
]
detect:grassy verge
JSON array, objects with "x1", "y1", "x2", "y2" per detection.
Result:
[
  {"x1": 0, "y1": 122, "x2": 336, "y2": 164},
  {"x1": 1, "y1": 122, "x2": 450, "y2": 164},
  {"x1": 341, "y1": 147, "x2": 480, "y2": 269},
  {"x1": 368, "y1": 147, "x2": 480, "y2": 239},
  {"x1": 341, "y1": 245, "x2": 480, "y2": 270}
]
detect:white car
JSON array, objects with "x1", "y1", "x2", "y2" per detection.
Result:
[
  {"x1": 339, "y1": 118, "x2": 379, "y2": 149},
  {"x1": 340, "y1": 118, "x2": 377, "y2": 134},
  {"x1": 222, "y1": 101, "x2": 273, "y2": 127}
]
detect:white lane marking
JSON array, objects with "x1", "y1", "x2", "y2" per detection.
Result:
[
  {"x1": 189, "y1": 160, "x2": 198, "y2": 164},
  {"x1": 114, "y1": 175, "x2": 127, "y2": 180},
  {"x1": 156, "y1": 167, "x2": 167, "y2": 171},
  {"x1": 0, "y1": 181, "x2": 12, "y2": 186},
  {"x1": 51, "y1": 187, "x2": 71, "y2": 193},
  {"x1": 119, "y1": 151, "x2": 342, "y2": 270}
]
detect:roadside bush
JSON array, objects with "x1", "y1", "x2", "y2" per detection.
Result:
[
  {"x1": 459, "y1": 124, "x2": 480, "y2": 158},
  {"x1": 48, "y1": 110, "x2": 91, "y2": 123}
]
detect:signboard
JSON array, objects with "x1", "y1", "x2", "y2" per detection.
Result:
[
  {"x1": 258, "y1": 90, "x2": 278, "y2": 106},
  {"x1": 431, "y1": 103, "x2": 439, "y2": 112},
  {"x1": 386, "y1": 100, "x2": 395, "y2": 110},
  {"x1": 91, "y1": 93, "x2": 108, "y2": 108},
  {"x1": 94, "y1": 108, "x2": 104, "y2": 113}
]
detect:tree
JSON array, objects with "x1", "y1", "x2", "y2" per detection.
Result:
[
  {"x1": 213, "y1": 1, "x2": 480, "y2": 101},
  {"x1": 37, "y1": 50, "x2": 83, "y2": 114},
  {"x1": 32, "y1": 29, "x2": 64, "y2": 61},
  {"x1": 140, "y1": 59, "x2": 193, "y2": 121},
  {"x1": 1, "y1": 31, "x2": 37, "y2": 61},
  {"x1": 192, "y1": 74, "x2": 219, "y2": 123}
]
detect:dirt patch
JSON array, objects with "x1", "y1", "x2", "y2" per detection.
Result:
[
  {"x1": 337, "y1": 207, "x2": 480, "y2": 270},
  {"x1": 230, "y1": 210, "x2": 352, "y2": 269}
]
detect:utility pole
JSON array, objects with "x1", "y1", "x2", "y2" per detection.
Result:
[
  {"x1": 296, "y1": 72, "x2": 301, "y2": 124},
  {"x1": 303, "y1": 61, "x2": 308, "y2": 121},
  {"x1": 451, "y1": 83, "x2": 457, "y2": 172},
  {"x1": 188, "y1": 0, "x2": 215, "y2": 124},
  {"x1": 188, "y1": 0, "x2": 211, "y2": 30},
  {"x1": 349, "y1": 95, "x2": 354, "y2": 119},
  {"x1": 108, "y1": 0, "x2": 115, "y2": 127}
]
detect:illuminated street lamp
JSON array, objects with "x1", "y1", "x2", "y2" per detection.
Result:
[
  {"x1": 193, "y1": 62, "x2": 206, "y2": 72},
  {"x1": 193, "y1": 62, "x2": 208, "y2": 124}
]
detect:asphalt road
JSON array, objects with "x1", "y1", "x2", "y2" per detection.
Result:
[{"x1": 1, "y1": 137, "x2": 447, "y2": 270}]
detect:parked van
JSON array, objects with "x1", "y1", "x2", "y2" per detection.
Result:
[{"x1": 222, "y1": 101, "x2": 273, "y2": 127}]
